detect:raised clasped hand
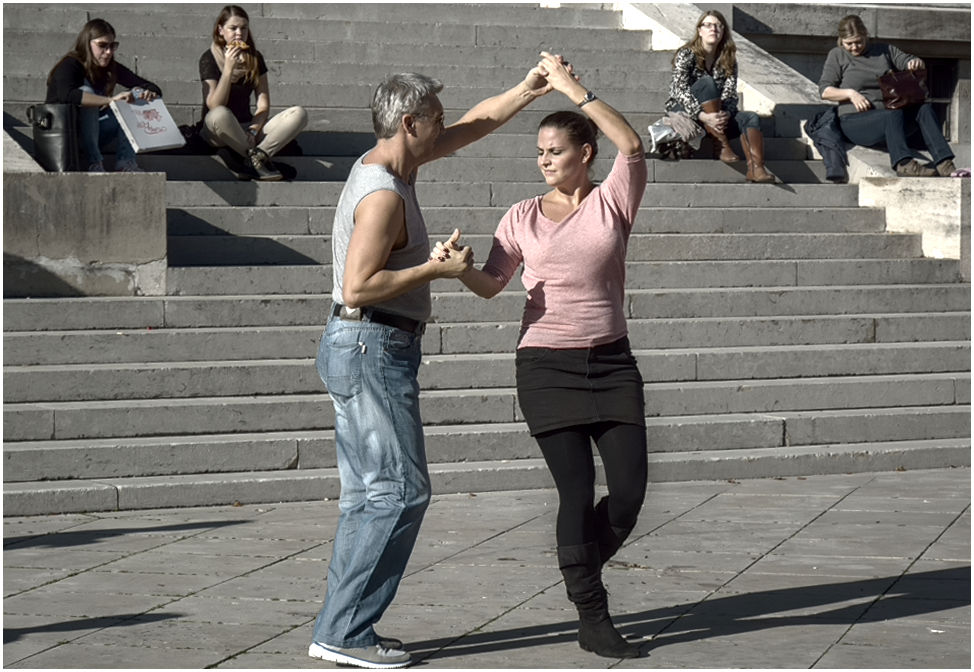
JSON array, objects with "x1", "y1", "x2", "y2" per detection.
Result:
[{"x1": 536, "y1": 51, "x2": 578, "y2": 95}]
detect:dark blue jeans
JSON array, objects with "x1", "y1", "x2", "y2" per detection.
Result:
[
  {"x1": 670, "y1": 76, "x2": 760, "y2": 140},
  {"x1": 838, "y1": 103, "x2": 954, "y2": 168}
]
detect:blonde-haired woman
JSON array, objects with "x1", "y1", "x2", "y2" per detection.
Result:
[
  {"x1": 199, "y1": 5, "x2": 307, "y2": 180},
  {"x1": 664, "y1": 10, "x2": 774, "y2": 183},
  {"x1": 819, "y1": 14, "x2": 955, "y2": 177}
]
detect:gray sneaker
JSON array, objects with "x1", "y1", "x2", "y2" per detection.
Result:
[{"x1": 308, "y1": 642, "x2": 411, "y2": 669}]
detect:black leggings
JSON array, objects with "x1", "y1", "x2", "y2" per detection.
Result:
[{"x1": 536, "y1": 421, "x2": 648, "y2": 547}]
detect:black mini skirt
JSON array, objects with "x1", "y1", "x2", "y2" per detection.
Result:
[{"x1": 515, "y1": 336, "x2": 646, "y2": 436}]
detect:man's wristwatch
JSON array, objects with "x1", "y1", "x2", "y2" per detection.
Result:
[{"x1": 577, "y1": 90, "x2": 597, "y2": 108}]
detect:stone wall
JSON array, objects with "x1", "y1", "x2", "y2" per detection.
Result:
[{"x1": 3, "y1": 131, "x2": 167, "y2": 297}]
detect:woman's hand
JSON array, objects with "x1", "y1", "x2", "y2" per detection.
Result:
[
  {"x1": 246, "y1": 128, "x2": 258, "y2": 148},
  {"x1": 428, "y1": 229, "x2": 473, "y2": 277},
  {"x1": 223, "y1": 44, "x2": 244, "y2": 71},
  {"x1": 907, "y1": 58, "x2": 925, "y2": 71},
  {"x1": 112, "y1": 90, "x2": 135, "y2": 104},
  {"x1": 848, "y1": 89, "x2": 872, "y2": 112},
  {"x1": 536, "y1": 51, "x2": 582, "y2": 100},
  {"x1": 698, "y1": 110, "x2": 729, "y2": 133},
  {"x1": 131, "y1": 87, "x2": 158, "y2": 102}
]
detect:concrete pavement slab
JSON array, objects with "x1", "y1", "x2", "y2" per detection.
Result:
[{"x1": 3, "y1": 469, "x2": 969, "y2": 668}]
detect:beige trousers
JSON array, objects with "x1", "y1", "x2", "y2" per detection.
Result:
[{"x1": 202, "y1": 105, "x2": 307, "y2": 158}]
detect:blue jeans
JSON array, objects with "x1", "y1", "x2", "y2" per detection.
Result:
[
  {"x1": 671, "y1": 76, "x2": 760, "y2": 139},
  {"x1": 838, "y1": 103, "x2": 954, "y2": 168},
  {"x1": 311, "y1": 310, "x2": 431, "y2": 648},
  {"x1": 78, "y1": 84, "x2": 137, "y2": 166}
]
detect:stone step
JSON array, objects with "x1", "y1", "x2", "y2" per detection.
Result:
[
  {"x1": 167, "y1": 258, "x2": 962, "y2": 296},
  {"x1": 166, "y1": 232, "x2": 924, "y2": 267},
  {"x1": 167, "y1": 205, "x2": 885, "y2": 237},
  {"x1": 164, "y1": 181, "x2": 863, "y2": 208},
  {"x1": 3, "y1": 21, "x2": 652, "y2": 58},
  {"x1": 4, "y1": 3, "x2": 626, "y2": 34},
  {"x1": 3, "y1": 437, "x2": 970, "y2": 515},
  {"x1": 136, "y1": 155, "x2": 828, "y2": 183},
  {"x1": 0, "y1": 101, "x2": 709, "y2": 138},
  {"x1": 4, "y1": 342, "x2": 969, "y2": 403},
  {"x1": 6, "y1": 52, "x2": 670, "y2": 91},
  {"x1": 4, "y1": 374, "x2": 968, "y2": 441},
  {"x1": 5, "y1": 313, "x2": 969, "y2": 365},
  {"x1": 4, "y1": 403, "x2": 970, "y2": 483},
  {"x1": 4, "y1": 285, "x2": 969, "y2": 331},
  {"x1": 4, "y1": 73, "x2": 665, "y2": 121}
]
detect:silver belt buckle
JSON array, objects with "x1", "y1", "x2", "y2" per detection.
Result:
[{"x1": 339, "y1": 306, "x2": 363, "y2": 321}]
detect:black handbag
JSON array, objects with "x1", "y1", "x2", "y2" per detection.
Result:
[
  {"x1": 25, "y1": 103, "x2": 81, "y2": 172},
  {"x1": 878, "y1": 69, "x2": 928, "y2": 110}
]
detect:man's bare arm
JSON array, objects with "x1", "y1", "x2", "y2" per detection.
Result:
[{"x1": 342, "y1": 190, "x2": 471, "y2": 308}]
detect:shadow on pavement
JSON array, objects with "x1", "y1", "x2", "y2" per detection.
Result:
[
  {"x1": 3, "y1": 520, "x2": 245, "y2": 550},
  {"x1": 407, "y1": 566, "x2": 970, "y2": 662},
  {"x1": 3, "y1": 612, "x2": 185, "y2": 645}
]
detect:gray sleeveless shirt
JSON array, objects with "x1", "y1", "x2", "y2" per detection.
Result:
[{"x1": 331, "y1": 153, "x2": 432, "y2": 323}]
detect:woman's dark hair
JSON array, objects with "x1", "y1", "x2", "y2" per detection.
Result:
[
  {"x1": 837, "y1": 15, "x2": 869, "y2": 47},
  {"x1": 213, "y1": 5, "x2": 259, "y2": 85},
  {"x1": 48, "y1": 18, "x2": 118, "y2": 95},
  {"x1": 539, "y1": 110, "x2": 600, "y2": 166},
  {"x1": 672, "y1": 10, "x2": 737, "y2": 77}
]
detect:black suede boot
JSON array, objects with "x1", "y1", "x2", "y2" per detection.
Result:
[
  {"x1": 558, "y1": 542, "x2": 639, "y2": 658},
  {"x1": 594, "y1": 497, "x2": 635, "y2": 566}
]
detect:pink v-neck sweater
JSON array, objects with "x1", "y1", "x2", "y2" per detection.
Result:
[{"x1": 481, "y1": 149, "x2": 647, "y2": 349}]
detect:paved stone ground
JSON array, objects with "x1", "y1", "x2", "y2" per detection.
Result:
[{"x1": 4, "y1": 468, "x2": 970, "y2": 669}]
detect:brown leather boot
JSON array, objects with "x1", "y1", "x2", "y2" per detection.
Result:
[
  {"x1": 740, "y1": 127, "x2": 775, "y2": 183},
  {"x1": 700, "y1": 99, "x2": 741, "y2": 163}
]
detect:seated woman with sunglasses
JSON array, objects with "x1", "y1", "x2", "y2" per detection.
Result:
[{"x1": 46, "y1": 18, "x2": 162, "y2": 172}]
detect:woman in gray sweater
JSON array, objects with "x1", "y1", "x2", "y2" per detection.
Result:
[{"x1": 818, "y1": 15, "x2": 955, "y2": 177}]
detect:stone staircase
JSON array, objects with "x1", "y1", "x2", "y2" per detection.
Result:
[{"x1": 3, "y1": 3, "x2": 970, "y2": 516}]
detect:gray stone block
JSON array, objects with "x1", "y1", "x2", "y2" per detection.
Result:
[
  {"x1": 2, "y1": 326, "x2": 322, "y2": 366},
  {"x1": 695, "y1": 342, "x2": 971, "y2": 381},
  {"x1": 3, "y1": 433, "x2": 300, "y2": 482},
  {"x1": 782, "y1": 406, "x2": 971, "y2": 446},
  {"x1": 627, "y1": 232, "x2": 921, "y2": 261},
  {"x1": 49, "y1": 395, "x2": 332, "y2": 441},
  {"x1": 112, "y1": 470, "x2": 340, "y2": 510},
  {"x1": 3, "y1": 406, "x2": 54, "y2": 441},
  {"x1": 645, "y1": 374, "x2": 959, "y2": 417},
  {"x1": 629, "y1": 285, "x2": 971, "y2": 319},
  {"x1": 3, "y1": 359, "x2": 321, "y2": 403},
  {"x1": 2, "y1": 297, "x2": 166, "y2": 331},
  {"x1": 648, "y1": 439, "x2": 972, "y2": 482},
  {"x1": 168, "y1": 265, "x2": 333, "y2": 297},
  {"x1": 2, "y1": 480, "x2": 117, "y2": 516}
]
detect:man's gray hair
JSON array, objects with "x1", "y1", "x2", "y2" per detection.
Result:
[{"x1": 371, "y1": 73, "x2": 444, "y2": 140}]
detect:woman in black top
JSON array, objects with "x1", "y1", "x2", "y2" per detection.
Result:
[
  {"x1": 199, "y1": 5, "x2": 308, "y2": 181},
  {"x1": 664, "y1": 9, "x2": 774, "y2": 183},
  {"x1": 819, "y1": 15, "x2": 955, "y2": 177},
  {"x1": 46, "y1": 18, "x2": 162, "y2": 172}
]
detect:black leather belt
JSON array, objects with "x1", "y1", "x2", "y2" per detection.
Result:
[{"x1": 332, "y1": 304, "x2": 425, "y2": 335}]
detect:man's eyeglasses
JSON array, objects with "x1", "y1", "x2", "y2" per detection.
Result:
[
  {"x1": 700, "y1": 22, "x2": 724, "y2": 31},
  {"x1": 92, "y1": 40, "x2": 119, "y2": 51}
]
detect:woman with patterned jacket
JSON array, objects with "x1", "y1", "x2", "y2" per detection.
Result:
[{"x1": 664, "y1": 9, "x2": 774, "y2": 183}]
